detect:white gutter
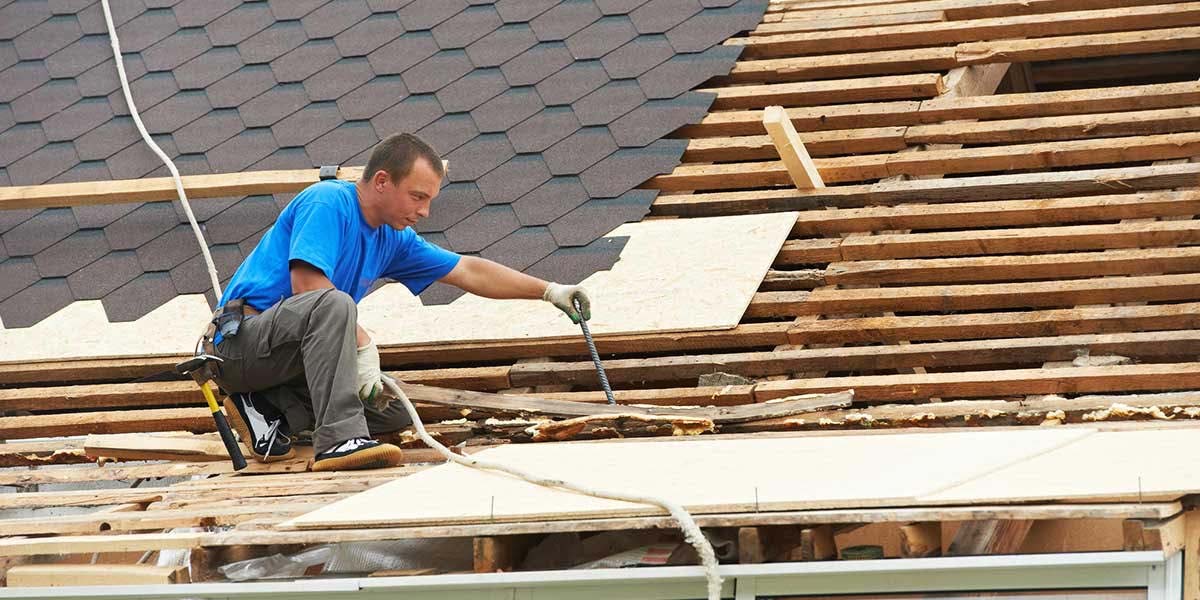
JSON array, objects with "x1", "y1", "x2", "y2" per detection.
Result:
[{"x1": 0, "y1": 551, "x2": 1178, "y2": 600}]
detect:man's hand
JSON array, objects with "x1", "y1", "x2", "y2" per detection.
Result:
[
  {"x1": 356, "y1": 339, "x2": 384, "y2": 406},
  {"x1": 543, "y1": 283, "x2": 591, "y2": 324}
]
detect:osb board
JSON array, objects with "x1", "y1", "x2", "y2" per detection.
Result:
[
  {"x1": 0, "y1": 213, "x2": 795, "y2": 363},
  {"x1": 924, "y1": 429, "x2": 1200, "y2": 504},
  {"x1": 356, "y1": 213, "x2": 798, "y2": 344},
  {"x1": 282, "y1": 429, "x2": 1092, "y2": 530}
]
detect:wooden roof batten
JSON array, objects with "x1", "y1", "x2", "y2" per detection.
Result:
[{"x1": 3, "y1": 0, "x2": 1200, "y2": 590}]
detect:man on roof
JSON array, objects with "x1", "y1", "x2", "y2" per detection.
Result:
[{"x1": 201, "y1": 133, "x2": 590, "y2": 472}]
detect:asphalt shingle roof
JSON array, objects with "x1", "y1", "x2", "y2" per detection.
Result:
[{"x1": 0, "y1": 0, "x2": 765, "y2": 327}]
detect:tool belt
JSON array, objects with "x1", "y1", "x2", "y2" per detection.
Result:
[{"x1": 199, "y1": 299, "x2": 259, "y2": 356}]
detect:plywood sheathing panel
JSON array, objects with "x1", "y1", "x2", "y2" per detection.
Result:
[{"x1": 283, "y1": 429, "x2": 1092, "y2": 529}]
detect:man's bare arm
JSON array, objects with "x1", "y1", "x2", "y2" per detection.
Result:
[
  {"x1": 438, "y1": 256, "x2": 548, "y2": 300},
  {"x1": 290, "y1": 261, "x2": 370, "y2": 346}
]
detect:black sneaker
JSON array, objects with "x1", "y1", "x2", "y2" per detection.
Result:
[
  {"x1": 224, "y1": 391, "x2": 296, "y2": 463},
  {"x1": 312, "y1": 437, "x2": 403, "y2": 472}
]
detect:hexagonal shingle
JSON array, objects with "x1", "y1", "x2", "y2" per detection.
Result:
[
  {"x1": 666, "y1": 2, "x2": 766, "y2": 53},
  {"x1": 609, "y1": 92, "x2": 713, "y2": 147},
  {"x1": 398, "y1": 0, "x2": 467, "y2": 31},
  {"x1": 44, "y1": 34, "x2": 111, "y2": 79},
  {"x1": 436, "y1": 68, "x2": 508, "y2": 113},
  {"x1": 301, "y1": 0, "x2": 372, "y2": 40},
  {"x1": 572, "y1": 79, "x2": 645, "y2": 126},
  {"x1": 73, "y1": 203, "x2": 138, "y2": 230},
  {"x1": 367, "y1": 31, "x2": 440, "y2": 75},
  {"x1": 237, "y1": 21, "x2": 307, "y2": 65},
  {"x1": 432, "y1": 5, "x2": 501, "y2": 50},
  {"x1": 68, "y1": 250, "x2": 143, "y2": 300},
  {"x1": 136, "y1": 224, "x2": 201, "y2": 271},
  {"x1": 338, "y1": 75, "x2": 408, "y2": 120},
  {"x1": 466, "y1": 23, "x2": 537, "y2": 68},
  {"x1": 566, "y1": 15, "x2": 637, "y2": 60},
  {"x1": 480, "y1": 225, "x2": 558, "y2": 270},
  {"x1": 0, "y1": 124, "x2": 48, "y2": 166},
  {"x1": 174, "y1": 108, "x2": 245, "y2": 153},
  {"x1": 271, "y1": 39, "x2": 343, "y2": 84},
  {"x1": 172, "y1": 0, "x2": 240, "y2": 28},
  {"x1": 596, "y1": 0, "x2": 653, "y2": 13},
  {"x1": 370, "y1": 94, "x2": 444, "y2": 135},
  {"x1": 601, "y1": 34, "x2": 674, "y2": 78},
  {"x1": 7, "y1": 142, "x2": 79, "y2": 185},
  {"x1": 104, "y1": 272, "x2": 184, "y2": 322},
  {"x1": 205, "y1": 1, "x2": 274, "y2": 46},
  {"x1": 141, "y1": 26, "x2": 211, "y2": 72},
  {"x1": 334, "y1": 12, "x2": 404, "y2": 57},
  {"x1": 530, "y1": 0, "x2": 601, "y2": 42},
  {"x1": 304, "y1": 58, "x2": 375, "y2": 102},
  {"x1": 49, "y1": 159, "x2": 112, "y2": 184},
  {"x1": 417, "y1": 182, "x2": 484, "y2": 233},
  {"x1": 139, "y1": 90, "x2": 210, "y2": 134},
  {"x1": 507, "y1": 106, "x2": 580, "y2": 154},
  {"x1": 526, "y1": 236, "x2": 628, "y2": 285},
  {"x1": 3, "y1": 207, "x2": 78, "y2": 257},
  {"x1": 0, "y1": 61, "x2": 50, "y2": 103},
  {"x1": 578, "y1": 139, "x2": 687, "y2": 197},
  {"x1": 402, "y1": 49, "x2": 474, "y2": 94},
  {"x1": 548, "y1": 189, "x2": 656, "y2": 246},
  {"x1": 416, "y1": 113, "x2": 479, "y2": 156},
  {"x1": 11, "y1": 79, "x2": 81, "y2": 124},
  {"x1": 0, "y1": 1, "x2": 53, "y2": 40},
  {"x1": 265, "y1": 0, "x2": 326, "y2": 20},
  {"x1": 542, "y1": 127, "x2": 616, "y2": 175},
  {"x1": 206, "y1": 128, "x2": 280, "y2": 173},
  {"x1": 445, "y1": 133, "x2": 514, "y2": 181},
  {"x1": 476, "y1": 155, "x2": 552, "y2": 205},
  {"x1": 14, "y1": 14, "x2": 80, "y2": 60},
  {"x1": 104, "y1": 202, "x2": 178, "y2": 251},
  {"x1": 206, "y1": 64, "x2": 277, "y2": 108},
  {"x1": 535, "y1": 60, "x2": 608, "y2": 106},
  {"x1": 0, "y1": 258, "x2": 40, "y2": 304},
  {"x1": 306, "y1": 122, "x2": 380, "y2": 164},
  {"x1": 499, "y1": 41, "x2": 572, "y2": 87},
  {"x1": 203, "y1": 196, "x2": 280, "y2": 245},
  {"x1": 511, "y1": 176, "x2": 589, "y2": 225},
  {"x1": 0, "y1": 278, "x2": 74, "y2": 328},
  {"x1": 175, "y1": 46, "x2": 243, "y2": 89},
  {"x1": 443, "y1": 204, "x2": 520, "y2": 253},
  {"x1": 494, "y1": 0, "x2": 556, "y2": 22},
  {"x1": 637, "y1": 45, "x2": 741, "y2": 99},
  {"x1": 471, "y1": 86, "x2": 542, "y2": 133},
  {"x1": 40, "y1": 97, "x2": 115, "y2": 142},
  {"x1": 115, "y1": 8, "x2": 178, "y2": 52},
  {"x1": 106, "y1": 134, "x2": 177, "y2": 180},
  {"x1": 630, "y1": 0, "x2": 702, "y2": 34},
  {"x1": 111, "y1": 71, "x2": 178, "y2": 117},
  {"x1": 75, "y1": 117, "x2": 139, "y2": 161},
  {"x1": 238, "y1": 83, "x2": 309, "y2": 127}
]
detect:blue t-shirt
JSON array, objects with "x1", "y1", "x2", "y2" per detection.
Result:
[{"x1": 219, "y1": 180, "x2": 461, "y2": 312}]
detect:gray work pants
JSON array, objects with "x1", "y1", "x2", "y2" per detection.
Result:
[{"x1": 211, "y1": 288, "x2": 412, "y2": 454}]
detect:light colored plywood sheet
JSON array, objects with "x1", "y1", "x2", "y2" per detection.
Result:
[
  {"x1": 924, "y1": 429, "x2": 1200, "y2": 504},
  {"x1": 356, "y1": 213, "x2": 798, "y2": 345},
  {"x1": 283, "y1": 429, "x2": 1092, "y2": 530},
  {"x1": 0, "y1": 213, "x2": 795, "y2": 363}
]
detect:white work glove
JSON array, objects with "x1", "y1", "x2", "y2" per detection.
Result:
[
  {"x1": 543, "y1": 282, "x2": 591, "y2": 324},
  {"x1": 356, "y1": 338, "x2": 384, "y2": 407}
]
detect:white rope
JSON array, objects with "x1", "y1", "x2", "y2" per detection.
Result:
[
  {"x1": 101, "y1": 2, "x2": 720, "y2": 593},
  {"x1": 382, "y1": 376, "x2": 723, "y2": 599},
  {"x1": 100, "y1": 0, "x2": 223, "y2": 299}
]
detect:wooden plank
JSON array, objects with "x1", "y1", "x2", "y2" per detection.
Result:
[
  {"x1": 722, "y1": 47, "x2": 958, "y2": 85},
  {"x1": 762, "y1": 105, "x2": 825, "y2": 189},
  {"x1": 1186, "y1": 510, "x2": 1200, "y2": 600},
  {"x1": 789, "y1": 302, "x2": 1200, "y2": 345},
  {"x1": 0, "y1": 488, "x2": 164, "y2": 511},
  {"x1": 1124, "y1": 514, "x2": 1186, "y2": 555},
  {"x1": 0, "y1": 499, "x2": 338, "y2": 536},
  {"x1": 677, "y1": 101, "x2": 924, "y2": 138},
  {"x1": 900, "y1": 522, "x2": 942, "y2": 557},
  {"x1": 774, "y1": 274, "x2": 1200, "y2": 316},
  {"x1": 530, "y1": 385, "x2": 756, "y2": 407},
  {"x1": 739, "y1": 3, "x2": 1200, "y2": 58},
  {"x1": 703, "y1": 74, "x2": 945, "y2": 110},
  {"x1": 7, "y1": 565, "x2": 186, "y2": 587},
  {"x1": 752, "y1": 362, "x2": 1200, "y2": 402},
  {"x1": 769, "y1": 0, "x2": 1193, "y2": 22},
  {"x1": 824, "y1": 247, "x2": 1200, "y2": 285},
  {"x1": 653, "y1": 163, "x2": 1200, "y2": 217},
  {"x1": 833, "y1": 220, "x2": 1200, "y2": 261},
  {"x1": 947, "y1": 520, "x2": 1033, "y2": 555},
  {"x1": 683, "y1": 127, "x2": 909, "y2": 163},
  {"x1": 648, "y1": 132, "x2": 1200, "y2": 190},
  {"x1": 751, "y1": 11, "x2": 946, "y2": 36},
  {"x1": 0, "y1": 167, "x2": 364, "y2": 210},
  {"x1": 956, "y1": 26, "x2": 1200, "y2": 66},
  {"x1": 0, "y1": 407, "x2": 214, "y2": 440},
  {"x1": 474, "y1": 535, "x2": 539, "y2": 573},
  {"x1": 905, "y1": 107, "x2": 1200, "y2": 145},
  {"x1": 400, "y1": 383, "x2": 853, "y2": 423},
  {"x1": 739, "y1": 526, "x2": 803, "y2": 563},
  {"x1": 789, "y1": 191, "x2": 1200, "y2": 235},
  {"x1": 0, "y1": 458, "x2": 309, "y2": 487},
  {"x1": 84, "y1": 433, "x2": 236, "y2": 462},
  {"x1": 510, "y1": 331, "x2": 1200, "y2": 387},
  {"x1": 795, "y1": 525, "x2": 837, "y2": 560}
]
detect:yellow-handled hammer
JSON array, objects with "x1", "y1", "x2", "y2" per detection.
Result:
[{"x1": 176, "y1": 355, "x2": 247, "y2": 471}]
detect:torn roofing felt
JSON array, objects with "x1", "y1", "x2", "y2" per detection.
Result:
[{"x1": 0, "y1": 0, "x2": 768, "y2": 328}]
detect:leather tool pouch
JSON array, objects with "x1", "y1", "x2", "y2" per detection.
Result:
[{"x1": 215, "y1": 298, "x2": 246, "y2": 340}]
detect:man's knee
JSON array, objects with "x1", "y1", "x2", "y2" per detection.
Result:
[{"x1": 309, "y1": 289, "x2": 356, "y2": 321}]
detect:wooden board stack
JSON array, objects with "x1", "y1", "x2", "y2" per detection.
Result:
[{"x1": 1, "y1": 0, "x2": 1200, "y2": 591}]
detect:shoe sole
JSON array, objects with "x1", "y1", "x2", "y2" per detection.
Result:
[
  {"x1": 222, "y1": 396, "x2": 296, "y2": 463},
  {"x1": 311, "y1": 443, "x2": 404, "y2": 472}
]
